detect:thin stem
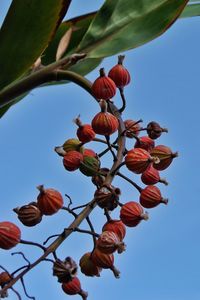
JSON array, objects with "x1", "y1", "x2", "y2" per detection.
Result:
[
  {"x1": 98, "y1": 147, "x2": 110, "y2": 158},
  {"x1": 105, "y1": 135, "x2": 117, "y2": 161},
  {"x1": 118, "y1": 87, "x2": 126, "y2": 113},
  {"x1": 104, "y1": 208, "x2": 112, "y2": 221},
  {"x1": 11, "y1": 252, "x2": 31, "y2": 266},
  {"x1": 20, "y1": 277, "x2": 35, "y2": 300},
  {"x1": 117, "y1": 172, "x2": 142, "y2": 193},
  {"x1": 75, "y1": 228, "x2": 99, "y2": 238},
  {"x1": 111, "y1": 161, "x2": 126, "y2": 175},
  {"x1": 61, "y1": 206, "x2": 77, "y2": 218},
  {"x1": 20, "y1": 240, "x2": 46, "y2": 252},
  {"x1": 86, "y1": 216, "x2": 97, "y2": 248},
  {"x1": 72, "y1": 203, "x2": 89, "y2": 211},
  {"x1": 43, "y1": 234, "x2": 60, "y2": 246},
  {"x1": 0, "y1": 54, "x2": 86, "y2": 108},
  {"x1": 11, "y1": 287, "x2": 21, "y2": 300}
]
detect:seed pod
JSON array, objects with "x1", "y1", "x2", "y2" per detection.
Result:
[
  {"x1": 140, "y1": 185, "x2": 168, "y2": 208},
  {"x1": 150, "y1": 145, "x2": 178, "y2": 171},
  {"x1": 79, "y1": 156, "x2": 100, "y2": 177},
  {"x1": 92, "y1": 68, "x2": 116, "y2": 100},
  {"x1": 124, "y1": 119, "x2": 141, "y2": 138},
  {"x1": 120, "y1": 201, "x2": 148, "y2": 227},
  {"x1": 125, "y1": 148, "x2": 154, "y2": 174},
  {"x1": 53, "y1": 257, "x2": 78, "y2": 283},
  {"x1": 134, "y1": 136, "x2": 155, "y2": 152},
  {"x1": 147, "y1": 121, "x2": 168, "y2": 139},
  {"x1": 102, "y1": 219, "x2": 126, "y2": 241},
  {"x1": 0, "y1": 272, "x2": 12, "y2": 287},
  {"x1": 63, "y1": 150, "x2": 83, "y2": 171},
  {"x1": 92, "y1": 100, "x2": 119, "y2": 136},
  {"x1": 74, "y1": 116, "x2": 96, "y2": 143},
  {"x1": 63, "y1": 138, "x2": 84, "y2": 153},
  {"x1": 0, "y1": 221, "x2": 21, "y2": 250},
  {"x1": 108, "y1": 55, "x2": 130, "y2": 88},
  {"x1": 92, "y1": 168, "x2": 109, "y2": 188},
  {"x1": 141, "y1": 165, "x2": 168, "y2": 185},
  {"x1": 62, "y1": 277, "x2": 88, "y2": 299},
  {"x1": 97, "y1": 231, "x2": 126, "y2": 254},
  {"x1": 37, "y1": 185, "x2": 63, "y2": 215},
  {"x1": 13, "y1": 202, "x2": 42, "y2": 227},
  {"x1": 79, "y1": 252, "x2": 102, "y2": 277},
  {"x1": 91, "y1": 249, "x2": 120, "y2": 278},
  {"x1": 94, "y1": 185, "x2": 121, "y2": 211},
  {"x1": 83, "y1": 148, "x2": 97, "y2": 158}
]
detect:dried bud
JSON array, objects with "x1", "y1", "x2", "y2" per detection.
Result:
[
  {"x1": 0, "y1": 221, "x2": 21, "y2": 250},
  {"x1": 92, "y1": 68, "x2": 116, "y2": 100},
  {"x1": 37, "y1": 185, "x2": 63, "y2": 215},
  {"x1": 140, "y1": 185, "x2": 168, "y2": 208},
  {"x1": 147, "y1": 121, "x2": 168, "y2": 139},
  {"x1": 53, "y1": 257, "x2": 78, "y2": 283},
  {"x1": 94, "y1": 185, "x2": 121, "y2": 211},
  {"x1": 91, "y1": 168, "x2": 109, "y2": 188},
  {"x1": 124, "y1": 119, "x2": 141, "y2": 138},
  {"x1": 79, "y1": 252, "x2": 102, "y2": 277},
  {"x1": 13, "y1": 202, "x2": 42, "y2": 227},
  {"x1": 97, "y1": 231, "x2": 126, "y2": 254},
  {"x1": 120, "y1": 201, "x2": 148, "y2": 227}
]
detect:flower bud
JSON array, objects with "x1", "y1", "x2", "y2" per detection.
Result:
[
  {"x1": 120, "y1": 201, "x2": 148, "y2": 227},
  {"x1": 0, "y1": 221, "x2": 21, "y2": 250},
  {"x1": 92, "y1": 68, "x2": 116, "y2": 100},
  {"x1": 13, "y1": 202, "x2": 42, "y2": 227},
  {"x1": 79, "y1": 252, "x2": 102, "y2": 277},
  {"x1": 53, "y1": 257, "x2": 77, "y2": 283},
  {"x1": 140, "y1": 185, "x2": 168, "y2": 208},
  {"x1": 37, "y1": 185, "x2": 63, "y2": 215}
]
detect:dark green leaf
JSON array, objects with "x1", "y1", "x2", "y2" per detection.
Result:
[
  {"x1": 76, "y1": 0, "x2": 189, "y2": 58},
  {"x1": 0, "y1": 0, "x2": 71, "y2": 90},
  {"x1": 180, "y1": 3, "x2": 200, "y2": 17}
]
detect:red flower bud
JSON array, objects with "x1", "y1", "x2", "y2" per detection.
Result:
[
  {"x1": 141, "y1": 165, "x2": 168, "y2": 185},
  {"x1": 0, "y1": 221, "x2": 21, "y2": 250},
  {"x1": 120, "y1": 201, "x2": 148, "y2": 227},
  {"x1": 92, "y1": 101, "x2": 119, "y2": 136},
  {"x1": 62, "y1": 277, "x2": 88, "y2": 299},
  {"x1": 0, "y1": 272, "x2": 12, "y2": 287},
  {"x1": 102, "y1": 219, "x2": 126, "y2": 241},
  {"x1": 63, "y1": 151, "x2": 83, "y2": 171},
  {"x1": 134, "y1": 136, "x2": 155, "y2": 152},
  {"x1": 125, "y1": 148, "x2": 153, "y2": 174},
  {"x1": 124, "y1": 119, "x2": 141, "y2": 138},
  {"x1": 91, "y1": 249, "x2": 120, "y2": 278},
  {"x1": 147, "y1": 121, "x2": 168, "y2": 140},
  {"x1": 140, "y1": 185, "x2": 168, "y2": 208},
  {"x1": 74, "y1": 116, "x2": 95, "y2": 143},
  {"x1": 92, "y1": 68, "x2": 116, "y2": 100},
  {"x1": 108, "y1": 55, "x2": 130, "y2": 88},
  {"x1": 150, "y1": 145, "x2": 178, "y2": 171},
  {"x1": 37, "y1": 185, "x2": 63, "y2": 215},
  {"x1": 83, "y1": 148, "x2": 97, "y2": 158},
  {"x1": 79, "y1": 252, "x2": 102, "y2": 277}
]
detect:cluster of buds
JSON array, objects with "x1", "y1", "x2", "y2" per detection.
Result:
[{"x1": 0, "y1": 55, "x2": 178, "y2": 300}]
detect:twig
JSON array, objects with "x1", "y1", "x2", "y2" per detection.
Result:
[
  {"x1": 117, "y1": 172, "x2": 142, "y2": 193},
  {"x1": 65, "y1": 193, "x2": 73, "y2": 208},
  {"x1": 20, "y1": 277, "x2": 35, "y2": 300},
  {"x1": 72, "y1": 203, "x2": 89, "y2": 211},
  {"x1": 104, "y1": 208, "x2": 112, "y2": 221},
  {"x1": 20, "y1": 240, "x2": 46, "y2": 252},
  {"x1": 118, "y1": 87, "x2": 126, "y2": 113},
  {"x1": 61, "y1": 206, "x2": 77, "y2": 218},
  {"x1": 11, "y1": 287, "x2": 21, "y2": 300},
  {"x1": 43, "y1": 234, "x2": 60, "y2": 245},
  {"x1": 105, "y1": 135, "x2": 117, "y2": 161},
  {"x1": 11, "y1": 252, "x2": 31, "y2": 266}
]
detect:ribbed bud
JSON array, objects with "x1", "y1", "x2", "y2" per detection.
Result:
[
  {"x1": 120, "y1": 201, "x2": 149, "y2": 227},
  {"x1": 53, "y1": 257, "x2": 78, "y2": 283},
  {"x1": 79, "y1": 252, "x2": 102, "y2": 277},
  {"x1": 140, "y1": 185, "x2": 168, "y2": 208},
  {"x1": 94, "y1": 185, "x2": 121, "y2": 211},
  {"x1": 37, "y1": 185, "x2": 63, "y2": 215},
  {"x1": 92, "y1": 68, "x2": 116, "y2": 100},
  {"x1": 13, "y1": 202, "x2": 42, "y2": 227}
]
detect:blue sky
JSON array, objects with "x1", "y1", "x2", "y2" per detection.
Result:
[{"x1": 0, "y1": 1, "x2": 200, "y2": 300}]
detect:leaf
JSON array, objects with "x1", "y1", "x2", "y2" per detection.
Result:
[
  {"x1": 42, "y1": 12, "x2": 96, "y2": 65},
  {"x1": 0, "y1": 0, "x2": 71, "y2": 90},
  {"x1": 56, "y1": 27, "x2": 73, "y2": 61},
  {"x1": 76, "y1": 0, "x2": 189, "y2": 58},
  {"x1": 180, "y1": 3, "x2": 200, "y2": 17}
]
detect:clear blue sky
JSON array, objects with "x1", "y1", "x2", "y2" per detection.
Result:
[{"x1": 1, "y1": 1, "x2": 200, "y2": 300}]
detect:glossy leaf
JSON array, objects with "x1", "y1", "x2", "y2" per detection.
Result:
[
  {"x1": 180, "y1": 3, "x2": 200, "y2": 17},
  {"x1": 77, "y1": 0, "x2": 189, "y2": 58},
  {"x1": 0, "y1": 0, "x2": 71, "y2": 90}
]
